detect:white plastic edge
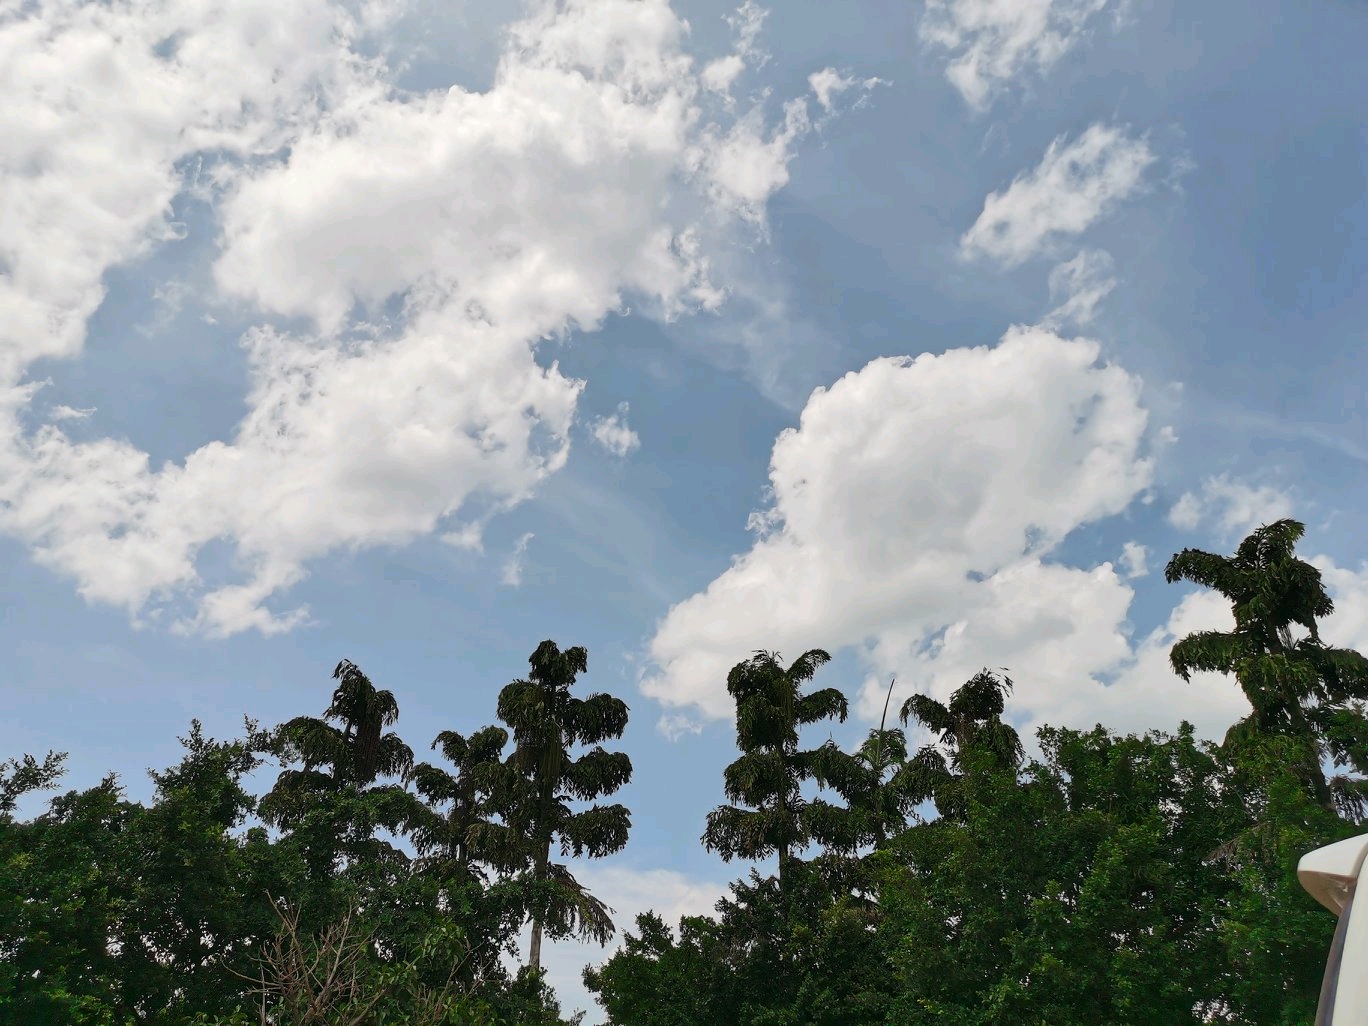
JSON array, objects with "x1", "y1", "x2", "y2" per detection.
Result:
[{"x1": 1299, "y1": 833, "x2": 1368, "y2": 914}]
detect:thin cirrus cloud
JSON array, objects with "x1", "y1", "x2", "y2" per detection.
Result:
[
  {"x1": 921, "y1": 0, "x2": 1119, "y2": 110},
  {"x1": 501, "y1": 533, "x2": 536, "y2": 588},
  {"x1": 1044, "y1": 248, "x2": 1117, "y2": 328},
  {"x1": 0, "y1": 0, "x2": 876, "y2": 638},
  {"x1": 961, "y1": 123, "x2": 1157, "y2": 268}
]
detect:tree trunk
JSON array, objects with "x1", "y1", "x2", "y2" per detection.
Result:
[
  {"x1": 528, "y1": 917, "x2": 544, "y2": 975},
  {"x1": 528, "y1": 837, "x2": 550, "y2": 973}
]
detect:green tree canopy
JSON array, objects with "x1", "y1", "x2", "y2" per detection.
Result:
[
  {"x1": 1167, "y1": 518, "x2": 1368, "y2": 817},
  {"x1": 702, "y1": 648, "x2": 865, "y2": 896},
  {"x1": 491, "y1": 640, "x2": 633, "y2": 974}
]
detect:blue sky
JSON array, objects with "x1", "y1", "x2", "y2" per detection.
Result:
[{"x1": 3, "y1": 0, "x2": 1366, "y2": 1018}]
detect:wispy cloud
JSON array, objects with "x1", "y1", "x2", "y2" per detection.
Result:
[
  {"x1": 48, "y1": 404, "x2": 96, "y2": 422},
  {"x1": 1168, "y1": 475, "x2": 1298, "y2": 536},
  {"x1": 807, "y1": 68, "x2": 888, "y2": 116},
  {"x1": 922, "y1": 0, "x2": 1118, "y2": 110},
  {"x1": 501, "y1": 532, "x2": 535, "y2": 588},
  {"x1": 700, "y1": 0, "x2": 769, "y2": 102},
  {"x1": 961, "y1": 124, "x2": 1156, "y2": 268},
  {"x1": 1118, "y1": 540, "x2": 1147, "y2": 579},
  {"x1": 656, "y1": 712, "x2": 704, "y2": 742},
  {"x1": 1044, "y1": 248, "x2": 1116, "y2": 327}
]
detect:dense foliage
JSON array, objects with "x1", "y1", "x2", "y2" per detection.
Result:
[{"x1": 3, "y1": 519, "x2": 1365, "y2": 1025}]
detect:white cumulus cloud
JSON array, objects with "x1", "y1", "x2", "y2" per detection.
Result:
[
  {"x1": 640, "y1": 324, "x2": 1368, "y2": 745},
  {"x1": 961, "y1": 123, "x2": 1156, "y2": 268},
  {"x1": 0, "y1": 0, "x2": 842, "y2": 637},
  {"x1": 590, "y1": 402, "x2": 642, "y2": 458},
  {"x1": 641, "y1": 324, "x2": 1155, "y2": 725},
  {"x1": 921, "y1": 0, "x2": 1117, "y2": 110}
]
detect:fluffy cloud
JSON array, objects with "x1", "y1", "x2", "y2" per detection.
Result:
[
  {"x1": 849, "y1": 562, "x2": 1252, "y2": 745},
  {"x1": 1168, "y1": 474, "x2": 1298, "y2": 536},
  {"x1": 641, "y1": 324, "x2": 1155, "y2": 725},
  {"x1": 1044, "y1": 587, "x2": 1249, "y2": 741},
  {"x1": 1119, "y1": 540, "x2": 1147, "y2": 579},
  {"x1": 1072, "y1": 549, "x2": 1368, "y2": 745},
  {"x1": 0, "y1": 0, "x2": 850, "y2": 636},
  {"x1": 642, "y1": 317, "x2": 1366, "y2": 743},
  {"x1": 961, "y1": 124, "x2": 1156, "y2": 267},
  {"x1": 590, "y1": 402, "x2": 642, "y2": 458},
  {"x1": 921, "y1": 0, "x2": 1117, "y2": 110},
  {"x1": 1315, "y1": 555, "x2": 1368, "y2": 655}
]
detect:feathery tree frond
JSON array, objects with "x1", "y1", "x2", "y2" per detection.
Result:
[
  {"x1": 259, "y1": 660, "x2": 422, "y2": 879},
  {"x1": 1165, "y1": 518, "x2": 1368, "y2": 815},
  {"x1": 900, "y1": 668, "x2": 1023, "y2": 775},
  {"x1": 407, "y1": 725, "x2": 514, "y2": 884},
  {"x1": 493, "y1": 640, "x2": 632, "y2": 973},
  {"x1": 703, "y1": 648, "x2": 866, "y2": 894},
  {"x1": 898, "y1": 669, "x2": 1023, "y2": 821}
]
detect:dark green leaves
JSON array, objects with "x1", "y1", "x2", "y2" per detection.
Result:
[{"x1": 493, "y1": 640, "x2": 633, "y2": 971}]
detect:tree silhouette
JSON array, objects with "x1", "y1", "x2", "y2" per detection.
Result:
[
  {"x1": 491, "y1": 640, "x2": 633, "y2": 974},
  {"x1": 1166, "y1": 518, "x2": 1368, "y2": 815},
  {"x1": 259, "y1": 660, "x2": 423, "y2": 880},
  {"x1": 899, "y1": 668, "x2": 1024, "y2": 822},
  {"x1": 408, "y1": 725, "x2": 521, "y2": 885},
  {"x1": 702, "y1": 648, "x2": 861, "y2": 897}
]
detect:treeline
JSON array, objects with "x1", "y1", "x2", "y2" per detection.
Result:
[{"x1": 3, "y1": 519, "x2": 1367, "y2": 1025}]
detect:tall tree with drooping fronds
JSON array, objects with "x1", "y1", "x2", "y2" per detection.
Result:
[
  {"x1": 898, "y1": 667, "x2": 1024, "y2": 822},
  {"x1": 816, "y1": 676, "x2": 928, "y2": 854},
  {"x1": 1166, "y1": 518, "x2": 1368, "y2": 816},
  {"x1": 702, "y1": 648, "x2": 863, "y2": 897},
  {"x1": 409, "y1": 725, "x2": 518, "y2": 885},
  {"x1": 259, "y1": 659, "x2": 424, "y2": 882},
  {"x1": 491, "y1": 640, "x2": 632, "y2": 975}
]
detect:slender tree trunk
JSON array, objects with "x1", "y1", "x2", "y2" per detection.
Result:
[{"x1": 528, "y1": 837, "x2": 550, "y2": 972}]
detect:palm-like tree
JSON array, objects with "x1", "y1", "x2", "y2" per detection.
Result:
[
  {"x1": 491, "y1": 640, "x2": 633, "y2": 974},
  {"x1": 258, "y1": 660, "x2": 421, "y2": 878},
  {"x1": 267, "y1": 660, "x2": 415, "y2": 788},
  {"x1": 899, "y1": 668, "x2": 1024, "y2": 822},
  {"x1": 702, "y1": 649, "x2": 860, "y2": 897},
  {"x1": 843, "y1": 677, "x2": 928, "y2": 848},
  {"x1": 1166, "y1": 518, "x2": 1368, "y2": 815},
  {"x1": 407, "y1": 725, "x2": 517, "y2": 884}
]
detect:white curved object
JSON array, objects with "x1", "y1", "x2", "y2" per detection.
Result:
[{"x1": 1300, "y1": 832, "x2": 1368, "y2": 1026}]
